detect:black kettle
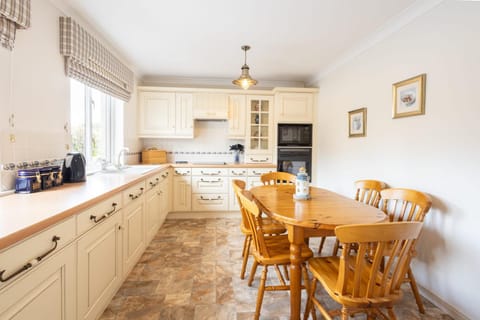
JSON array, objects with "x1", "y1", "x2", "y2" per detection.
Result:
[{"x1": 62, "y1": 152, "x2": 86, "y2": 183}]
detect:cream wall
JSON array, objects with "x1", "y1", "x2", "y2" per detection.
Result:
[
  {"x1": 312, "y1": 1, "x2": 479, "y2": 318},
  {"x1": 0, "y1": 0, "x2": 140, "y2": 190}
]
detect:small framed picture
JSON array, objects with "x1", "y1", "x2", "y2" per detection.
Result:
[
  {"x1": 392, "y1": 73, "x2": 426, "y2": 119},
  {"x1": 348, "y1": 108, "x2": 366, "y2": 137}
]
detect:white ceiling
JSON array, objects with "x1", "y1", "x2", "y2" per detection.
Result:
[{"x1": 62, "y1": 0, "x2": 422, "y2": 85}]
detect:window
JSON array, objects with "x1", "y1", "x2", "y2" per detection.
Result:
[{"x1": 70, "y1": 79, "x2": 124, "y2": 172}]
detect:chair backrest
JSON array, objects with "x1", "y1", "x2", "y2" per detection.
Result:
[
  {"x1": 354, "y1": 180, "x2": 386, "y2": 208},
  {"x1": 232, "y1": 179, "x2": 252, "y2": 232},
  {"x1": 236, "y1": 189, "x2": 271, "y2": 258},
  {"x1": 260, "y1": 171, "x2": 296, "y2": 186},
  {"x1": 380, "y1": 188, "x2": 432, "y2": 222},
  {"x1": 334, "y1": 221, "x2": 423, "y2": 301}
]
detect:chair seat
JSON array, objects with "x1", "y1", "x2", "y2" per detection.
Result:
[
  {"x1": 241, "y1": 217, "x2": 286, "y2": 236},
  {"x1": 253, "y1": 234, "x2": 313, "y2": 265},
  {"x1": 308, "y1": 256, "x2": 403, "y2": 309}
]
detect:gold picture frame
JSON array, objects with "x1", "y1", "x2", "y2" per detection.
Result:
[
  {"x1": 348, "y1": 108, "x2": 366, "y2": 137},
  {"x1": 392, "y1": 73, "x2": 426, "y2": 119}
]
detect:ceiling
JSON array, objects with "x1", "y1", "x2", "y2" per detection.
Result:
[{"x1": 62, "y1": 0, "x2": 421, "y2": 85}]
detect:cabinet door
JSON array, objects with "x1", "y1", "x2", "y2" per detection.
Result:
[
  {"x1": 145, "y1": 187, "x2": 161, "y2": 244},
  {"x1": 229, "y1": 176, "x2": 247, "y2": 211},
  {"x1": 138, "y1": 92, "x2": 176, "y2": 136},
  {"x1": 175, "y1": 93, "x2": 194, "y2": 137},
  {"x1": 158, "y1": 177, "x2": 169, "y2": 227},
  {"x1": 276, "y1": 93, "x2": 313, "y2": 123},
  {"x1": 193, "y1": 93, "x2": 228, "y2": 119},
  {"x1": 246, "y1": 96, "x2": 273, "y2": 154},
  {"x1": 77, "y1": 212, "x2": 123, "y2": 320},
  {"x1": 173, "y1": 176, "x2": 192, "y2": 212},
  {"x1": 227, "y1": 95, "x2": 246, "y2": 138},
  {"x1": 123, "y1": 201, "x2": 145, "y2": 275},
  {"x1": 0, "y1": 244, "x2": 76, "y2": 320}
]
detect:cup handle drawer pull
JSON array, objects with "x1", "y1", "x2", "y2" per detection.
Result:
[
  {"x1": 90, "y1": 202, "x2": 117, "y2": 223},
  {"x1": 0, "y1": 235, "x2": 61, "y2": 283},
  {"x1": 129, "y1": 188, "x2": 144, "y2": 200}
]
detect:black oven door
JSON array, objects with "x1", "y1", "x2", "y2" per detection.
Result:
[{"x1": 277, "y1": 148, "x2": 312, "y2": 178}]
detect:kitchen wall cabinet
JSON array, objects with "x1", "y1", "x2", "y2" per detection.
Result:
[
  {"x1": 245, "y1": 96, "x2": 274, "y2": 163},
  {"x1": 77, "y1": 211, "x2": 123, "y2": 320},
  {"x1": 227, "y1": 95, "x2": 246, "y2": 138},
  {"x1": 122, "y1": 181, "x2": 146, "y2": 276},
  {"x1": 193, "y1": 93, "x2": 228, "y2": 119},
  {"x1": 138, "y1": 91, "x2": 193, "y2": 138},
  {"x1": 173, "y1": 168, "x2": 192, "y2": 212},
  {"x1": 275, "y1": 92, "x2": 314, "y2": 123},
  {"x1": 191, "y1": 168, "x2": 229, "y2": 211},
  {"x1": 0, "y1": 243, "x2": 76, "y2": 320}
]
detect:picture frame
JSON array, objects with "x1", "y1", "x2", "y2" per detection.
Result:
[
  {"x1": 392, "y1": 73, "x2": 426, "y2": 119},
  {"x1": 348, "y1": 107, "x2": 366, "y2": 137}
]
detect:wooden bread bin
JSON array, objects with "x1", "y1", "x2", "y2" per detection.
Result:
[{"x1": 142, "y1": 149, "x2": 167, "y2": 164}]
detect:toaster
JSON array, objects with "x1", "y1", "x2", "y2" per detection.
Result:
[{"x1": 62, "y1": 152, "x2": 86, "y2": 183}]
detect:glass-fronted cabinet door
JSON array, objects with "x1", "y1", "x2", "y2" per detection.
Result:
[{"x1": 246, "y1": 96, "x2": 273, "y2": 154}]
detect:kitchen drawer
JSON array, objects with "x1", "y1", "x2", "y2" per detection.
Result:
[
  {"x1": 123, "y1": 181, "x2": 146, "y2": 207},
  {"x1": 192, "y1": 193, "x2": 229, "y2": 211},
  {"x1": 191, "y1": 168, "x2": 228, "y2": 176},
  {"x1": 0, "y1": 216, "x2": 76, "y2": 290},
  {"x1": 191, "y1": 176, "x2": 228, "y2": 193},
  {"x1": 229, "y1": 168, "x2": 247, "y2": 177},
  {"x1": 173, "y1": 168, "x2": 191, "y2": 176},
  {"x1": 247, "y1": 168, "x2": 275, "y2": 177},
  {"x1": 245, "y1": 154, "x2": 273, "y2": 163},
  {"x1": 77, "y1": 193, "x2": 122, "y2": 235}
]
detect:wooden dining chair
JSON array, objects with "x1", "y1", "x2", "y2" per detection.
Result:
[
  {"x1": 304, "y1": 221, "x2": 423, "y2": 320},
  {"x1": 237, "y1": 189, "x2": 313, "y2": 320},
  {"x1": 380, "y1": 188, "x2": 432, "y2": 314},
  {"x1": 260, "y1": 171, "x2": 296, "y2": 185},
  {"x1": 322, "y1": 179, "x2": 387, "y2": 256},
  {"x1": 231, "y1": 179, "x2": 286, "y2": 280}
]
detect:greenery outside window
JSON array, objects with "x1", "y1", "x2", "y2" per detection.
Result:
[{"x1": 70, "y1": 79, "x2": 124, "y2": 173}]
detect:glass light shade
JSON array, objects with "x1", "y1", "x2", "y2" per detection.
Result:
[{"x1": 232, "y1": 64, "x2": 257, "y2": 90}]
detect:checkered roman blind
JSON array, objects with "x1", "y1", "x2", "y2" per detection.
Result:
[
  {"x1": 0, "y1": 0, "x2": 31, "y2": 50},
  {"x1": 59, "y1": 17, "x2": 134, "y2": 101}
]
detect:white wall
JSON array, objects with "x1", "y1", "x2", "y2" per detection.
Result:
[
  {"x1": 312, "y1": 2, "x2": 479, "y2": 318},
  {"x1": 0, "y1": 0, "x2": 140, "y2": 190}
]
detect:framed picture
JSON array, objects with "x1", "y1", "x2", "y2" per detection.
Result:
[
  {"x1": 348, "y1": 108, "x2": 366, "y2": 137},
  {"x1": 392, "y1": 73, "x2": 426, "y2": 118}
]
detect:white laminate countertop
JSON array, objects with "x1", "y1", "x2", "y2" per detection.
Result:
[{"x1": 0, "y1": 164, "x2": 170, "y2": 251}]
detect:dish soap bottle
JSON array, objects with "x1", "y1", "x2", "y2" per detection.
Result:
[{"x1": 294, "y1": 167, "x2": 311, "y2": 200}]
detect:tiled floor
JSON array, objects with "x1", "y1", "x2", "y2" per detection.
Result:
[{"x1": 100, "y1": 218, "x2": 453, "y2": 320}]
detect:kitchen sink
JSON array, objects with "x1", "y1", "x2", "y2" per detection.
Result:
[{"x1": 99, "y1": 164, "x2": 160, "y2": 175}]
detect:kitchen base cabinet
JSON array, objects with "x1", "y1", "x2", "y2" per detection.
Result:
[
  {"x1": 145, "y1": 175, "x2": 162, "y2": 244},
  {"x1": 77, "y1": 212, "x2": 123, "y2": 320},
  {"x1": 173, "y1": 168, "x2": 192, "y2": 212},
  {"x1": 0, "y1": 243, "x2": 76, "y2": 320}
]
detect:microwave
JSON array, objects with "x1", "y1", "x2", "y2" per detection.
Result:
[{"x1": 277, "y1": 124, "x2": 312, "y2": 147}]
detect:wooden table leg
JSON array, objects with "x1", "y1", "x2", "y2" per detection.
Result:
[{"x1": 287, "y1": 225, "x2": 304, "y2": 320}]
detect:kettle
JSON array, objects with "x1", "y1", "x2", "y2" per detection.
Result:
[{"x1": 62, "y1": 152, "x2": 86, "y2": 183}]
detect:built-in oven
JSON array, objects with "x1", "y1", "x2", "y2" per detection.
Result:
[
  {"x1": 277, "y1": 124, "x2": 312, "y2": 147},
  {"x1": 277, "y1": 147, "x2": 312, "y2": 179}
]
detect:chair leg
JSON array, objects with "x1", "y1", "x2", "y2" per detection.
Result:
[
  {"x1": 317, "y1": 236, "x2": 326, "y2": 255},
  {"x1": 240, "y1": 235, "x2": 252, "y2": 279},
  {"x1": 387, "y1": 306, "x2": 397, "y2": 320},
  {"x1": 254, "y1": 266, "x2": 268, "y2": 320},
  {"x1": 248, "y1": 260, "x2": 258, "y2": 287},
  {"x1": 340, "y1": 306, "x2": 349, "y2": 320},
  {"x1": 283, "y1": 265, "x2": 289, "y2": 281},
  {"x1": 303, "y1": 278, "x2": 317, "y2": 320},
  {"x1": 332, "y1": 239, "x2": 340, "y2": 256},
  {"x1": 407, "y1": 267, "x2": 425, "y2": 314}
]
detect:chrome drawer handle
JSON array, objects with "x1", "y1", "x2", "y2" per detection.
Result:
[
  {"x1": 200, "y1": 178, "x2": 222, "y2": 183},
  {"x1": 0, "y1": 236, "x2": 61, "y2": 283},
  {"x1": 250, "y1": 157, "x2": 269, "y2": 162},
  {"x1": 232, "y1": 171, "x2": 246, "y2": 175},
  {"x1": 200, "y1": 171, "x2": 221, "y2": 176},
  {"x1": 200, "y1": 196, "x2": 223, "y2": 201},
  {"x1": 129, "y1": 188, "x2": 144, "y2": 200},
  {"x1": 90, "y1": 202, "x2": 117, "y2": 223}
]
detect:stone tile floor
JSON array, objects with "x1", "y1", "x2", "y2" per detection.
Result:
[{"x1": 100, "y1": 218, "x2": 453, "y2": 320}]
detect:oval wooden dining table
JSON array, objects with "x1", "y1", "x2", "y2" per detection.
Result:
[{"x1": 249, "y1": 185, "x2": 387, "y2": 320}]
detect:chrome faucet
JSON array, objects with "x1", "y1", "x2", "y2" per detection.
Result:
[{"x1": 116, "y1": 147, "x2": 130, "y2": 169}]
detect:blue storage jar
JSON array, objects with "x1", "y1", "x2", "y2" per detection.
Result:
[{"x1": 15, "y1": 169, "x2": 42, "y2": 193}]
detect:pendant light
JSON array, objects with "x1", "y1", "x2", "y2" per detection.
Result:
[{"x1": 232, "y1": 45, "x2": 258, "y2": 90}]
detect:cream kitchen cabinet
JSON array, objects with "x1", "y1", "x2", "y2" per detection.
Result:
[
  {"x1": 275, "y1": 92, "x2": 314, "y2": 123},
  {"x1": 172, "y1": 168, "x2": 192, "y2": 212},
  {"x1": 228, "y1": 168, "x2": 248, "y2": 211},
  {"x1": 158, "y1": 170, "x2": 171, "y2": 227},
  {"x1": 145, "y1": 173, "x2": 162, "y2": 244},
  {"x1": 191, "y1": 168, "x2": 229, "y2": 211},
  {"x1": 0, "y1": 217, "x2": 76, "y2": 320},
  {"x1": 245, "y1": 96, "x2": 274, "y2": 163},
  {"x1": 138, "y1": 91, "x2": 193, "y2": 138},
  {"x1": 246, "y1": 167, "x2": 275, "y2": 189},
  {"x1": 193, "y1": 92, "x2": 228, "y2": 119},
  {"x1": 122, "y1": 181, "x2": 146, "y2": 276},
  {"x1": 77, "y1": 209, "x2": 123, "y2": 320},
  {"x1": 227, "y1": 94, "x2": 247, "y2": 138}
]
